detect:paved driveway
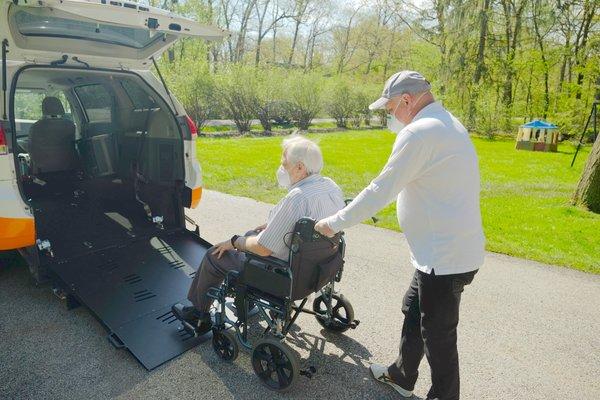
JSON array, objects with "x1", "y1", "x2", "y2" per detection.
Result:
[{"x1": 1, "y1": 190, "x2": 599, "y2": 400}]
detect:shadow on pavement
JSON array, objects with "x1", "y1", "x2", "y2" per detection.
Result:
[{"x1": 194, "y1": 316, "x2": 425, "y2": 399}]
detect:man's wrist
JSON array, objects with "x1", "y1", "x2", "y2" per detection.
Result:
[
  {"x1": 230, "y1": 235, "x2": 240, "y2": 249},
  {"x1": 323, "y1": 217, "x2": 338, "y2": 233}
]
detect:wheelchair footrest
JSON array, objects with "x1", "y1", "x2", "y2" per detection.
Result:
[{"x1": 181, "y1": 320, "x2": 198, "y2": 337}]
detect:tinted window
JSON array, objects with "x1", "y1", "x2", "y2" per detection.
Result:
[
  {"x1": 121, "y1": 80, "x2": 157, "y2": 109},
  {"x1": 14, "y1": 89, "x2": 72, "y2": 121},
  {"x1": 14, "y1": 9, "x2": 165, "y2": 49},
  {"x1": 75, "y1": 84, "x2": 112, "y2": 123}
]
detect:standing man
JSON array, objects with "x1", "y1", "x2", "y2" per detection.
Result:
[{"x1": 315, "y1": 71, "x2": 485, "y2": 400}]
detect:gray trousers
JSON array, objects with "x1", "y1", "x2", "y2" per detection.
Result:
[{"x1": 187, "y1": 231, "x2": 256, "y2": 312}]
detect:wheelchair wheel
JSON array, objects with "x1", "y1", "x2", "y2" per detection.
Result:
[
  {"x1": 251, "y1": 337, "x2": 299, "y2": 392},
  {"x1": 212, "y1": 329, "x2": 238, "y2": 362},
  {"x1": 313, "y1": 293, "x2": 354, "y2": 333}
]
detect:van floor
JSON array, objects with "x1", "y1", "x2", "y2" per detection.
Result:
[
  {"x1": 29, "y1": 178, "x2": 162, "y2": 262},
  {"x1": 25, "y1": 177, "x2": 213, "y2": 369}
]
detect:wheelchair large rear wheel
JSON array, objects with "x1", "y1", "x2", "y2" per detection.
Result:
[
  {"x1": 251, "y1": 337, "x2": 299, "y2": 392},
  {"x1": 212, "y1": 329, "x2": 239, "y2": 362},
  {"x1": 313, "y1": 293, "x2": 354, "y2": 333}
]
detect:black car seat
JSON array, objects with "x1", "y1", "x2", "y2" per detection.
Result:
[{"x1": 29, "y1": 97, "x2": 78, "y2": 175}]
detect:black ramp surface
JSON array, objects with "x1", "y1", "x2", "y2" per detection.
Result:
[{"x1": 48, "y1": 230, "x2": 212, "y2": 370}]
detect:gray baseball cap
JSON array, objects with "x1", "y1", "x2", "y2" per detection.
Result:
[{"x1": 369, "y1": 70, "x2": 432, "y2": 110}]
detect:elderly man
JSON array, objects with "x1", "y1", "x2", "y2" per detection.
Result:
[
  {"x1": 315, "y1": 71, "x2": 485, "y2": 400},
  {"x1": 173, "y1": 135, "x2": 345, "y2": 335}
]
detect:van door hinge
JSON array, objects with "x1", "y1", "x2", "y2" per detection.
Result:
[
  {"x1": 36, "y1": 239, "x2": 54, "y2": 258},
  {"x1": 152, "y1": 215, "x2": 164, "y2": 229}
]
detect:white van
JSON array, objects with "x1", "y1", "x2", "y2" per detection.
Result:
[{"x1": 0, "y1": 0, "x2": 227, "y2": 369}]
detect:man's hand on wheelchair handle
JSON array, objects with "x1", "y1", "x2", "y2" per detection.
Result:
[
  {"x1": 212, "y1": 240, "x2": 234, "y2": 259},
  {"x1": 315, "y1": 219, "x2": 336, "y2": 238}
]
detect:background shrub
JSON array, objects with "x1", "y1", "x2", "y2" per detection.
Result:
[{"x1": 287, "y1": 72, "x2": 323, "y2": 130}]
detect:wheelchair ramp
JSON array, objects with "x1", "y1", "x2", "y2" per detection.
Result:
[{"x1": 47, "y1": 230, "x2": 211, "y2": 370}]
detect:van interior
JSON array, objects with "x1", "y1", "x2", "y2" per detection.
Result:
[
  {"x1": 10, "y1": 67, "x2": 211, "y2": 369},
  {"x1": 13, "y1": 67, "x2": 186, "y2": 261}
]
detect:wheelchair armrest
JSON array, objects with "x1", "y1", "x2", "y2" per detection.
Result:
[{"x1": 243, "y1": 252, "x2": 289, "y2": 271}]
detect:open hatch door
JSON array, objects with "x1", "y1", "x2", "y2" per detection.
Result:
[{"x1": 1, "y1": 0, "x2": 228, "y2": 69}]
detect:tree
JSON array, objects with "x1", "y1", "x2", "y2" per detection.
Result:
[{"x1": 573, "y1": 129, "x2": 600, "y2": 212}]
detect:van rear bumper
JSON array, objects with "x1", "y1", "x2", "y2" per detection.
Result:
[
  {"x1": 0, "y1": 217, "x2": 35, "y2": 250},
  {"x1": 183, "y1": 186, "x2": 202, "y2": 209}
]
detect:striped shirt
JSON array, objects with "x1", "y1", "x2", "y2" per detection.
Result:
[{"x1": 257, "y1": 174, "x2": 345, "y2": 261}]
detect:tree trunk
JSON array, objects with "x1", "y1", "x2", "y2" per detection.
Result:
[
  {"x1": 288, "y1": 18, "x2": 302, "y2": 65},
  {"x1": 573, "y1": 132, "x2": 600, "y2": 213},
  {"x1": 473, "y1": 0, "x2": 490, "y2": 85},
  {"x1": 531, "y1": 0, "x2": 550, "y2": 119}
]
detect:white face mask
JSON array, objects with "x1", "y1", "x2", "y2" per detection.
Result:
[
  {"x1": 387, "y1": 113, "x2": 405, "y2": 133},
  {"x1": 276, "y1": 165, "x2": 292, "y2": 189},
  {"x1": 387, "y1": 102, "x2": 405, "y2": 133},
  {"x1": 386, "y1": 92, "x2": 427, "y2": 134}
]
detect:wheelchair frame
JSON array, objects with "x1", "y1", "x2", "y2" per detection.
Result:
[{"x1": 205, "y1": 221, "x2": 359, "y2": 392}]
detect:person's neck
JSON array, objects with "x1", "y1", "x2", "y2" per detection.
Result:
[
  {"x1": 290, "y1": 173, "x2": 313, "y2": 187},
  {"x1": 408, "y1": 97, "x2": 435, "y2": 121}
]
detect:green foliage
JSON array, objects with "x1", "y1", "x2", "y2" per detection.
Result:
[
  {"x1": 214, "y1": 65, "x2": 258, "y2": 133},
  {"x1": 250, "y1": 68, "x2": 286, "y2": 132},
  {"x1": 286, "y1": 71, "x2": 323, "y2": 130},
  {"x1": 325, "y1": 79, "x2": 355, "y2": 128},
  {"x1": 165, "y1": 58, "x2": 216, "y2": 130}
]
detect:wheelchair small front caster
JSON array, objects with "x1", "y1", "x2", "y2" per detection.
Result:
[
  {"x1": 313, "y1": 293, "x2": 355, "y2": 333},
  {"x1": 251, "y1": 337, "x2": 299, "y2": 392},
  {"x1": 212, "y1": 328, "x2": 238, "y2": 362}
]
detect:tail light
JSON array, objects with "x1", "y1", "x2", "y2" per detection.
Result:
[
  {"x1": 0, "y1": 122, "x2": 8, "y2": 155},
  {"x1": 184, "y1": 115, "x2": 198, "y2": 138}
]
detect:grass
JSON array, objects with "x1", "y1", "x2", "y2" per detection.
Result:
[{"x1": 197, "y1": 129, "x2": 599, "y2": 274}]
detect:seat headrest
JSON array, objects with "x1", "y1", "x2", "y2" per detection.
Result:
[{"x1": 42, "y1": 97, "x2": 65, "y2": 117}]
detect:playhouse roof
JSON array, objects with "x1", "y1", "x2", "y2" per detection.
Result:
[{"x1": 520, "y1": 119, "x2": 558, "y2": 129}]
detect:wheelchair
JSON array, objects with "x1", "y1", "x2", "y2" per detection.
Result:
[{"x1": 205, "y1": 218, "x2": 360, "y2": 392}]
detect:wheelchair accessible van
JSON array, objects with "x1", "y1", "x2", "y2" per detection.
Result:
[{"x1": 189, "y1": 218, "x2": 359, "y2": 392}]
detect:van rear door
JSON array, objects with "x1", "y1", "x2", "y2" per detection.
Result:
[{"x1": 1, "y1": 0, "x2": 227, "y2": 68}]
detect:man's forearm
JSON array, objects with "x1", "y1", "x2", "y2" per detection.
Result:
[
  {"x1": 234, "y1": 236, "x2": 272, "y2": 256},
  {"x1": 326, "y1": 181, "x2": 394, "y2": 232}
]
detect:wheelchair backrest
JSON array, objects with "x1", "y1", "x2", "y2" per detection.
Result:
[{"x1": 288, "y1": 218, "x2": 345, "y2": 300}]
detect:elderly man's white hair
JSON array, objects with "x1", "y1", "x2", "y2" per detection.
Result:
[{"x1": 282, "y1": 135, "x2": 323, "y2": 174}]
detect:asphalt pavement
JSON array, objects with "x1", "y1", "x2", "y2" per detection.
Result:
[{"x1": 1, "y1": 190, "x2": 599, "y2": 400}]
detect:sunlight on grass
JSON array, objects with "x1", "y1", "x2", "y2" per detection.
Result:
[{"x1": 197, "y1": 130, "x2": 599, "y2": 274}]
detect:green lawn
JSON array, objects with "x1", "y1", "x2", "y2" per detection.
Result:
[{"x1": 197, "y1": 130, "x2": 599, "y2": 274}]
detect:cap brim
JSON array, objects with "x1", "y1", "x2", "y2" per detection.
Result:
[{"x1": 368, "y1": 97, "x2": 389, "y2": 110}]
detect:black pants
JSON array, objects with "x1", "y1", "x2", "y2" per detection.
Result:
[{"x1": 388, "y1": 268, "x2": 477, "y2": 400}]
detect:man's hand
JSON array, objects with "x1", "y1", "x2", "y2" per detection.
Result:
[
  {"x1": 253, "y1": 223, "x2": 267, "y2": 233},
  {"x1": 315, "y1": 219, "x2": 336, "y2": 238},
  {"x1": 211, "y1": 240, "x2": 234, "y2": 259}
]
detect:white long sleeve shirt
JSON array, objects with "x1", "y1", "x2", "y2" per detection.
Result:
[{"x1": 324, "y1": 101, "x2": 485, "y2": 275}]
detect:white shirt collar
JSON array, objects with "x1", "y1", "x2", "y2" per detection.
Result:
[{"x1": 413, "y1": 101, "x2": 444, "y2": 122}]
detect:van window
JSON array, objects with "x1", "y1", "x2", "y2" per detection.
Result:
[
  {"x1": 75, "y1": 84, "x2": 112, "y2": 123},
  {"x1": 14, "y1": 89, "x2": 72, "y2": 120},
  {"x1": 13, "y1": 9, "x2": 166, "y2": 50},
  {"x1": 121, "y1": 80, "x2": 157, "y2": 109},
  {"x1": 14, "y1": 89, "x2": 73, "y2": 137}
]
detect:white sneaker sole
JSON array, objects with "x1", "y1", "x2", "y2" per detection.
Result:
[{"x1": 370, "y1": 365, "x2": 413, "y2": 398}]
